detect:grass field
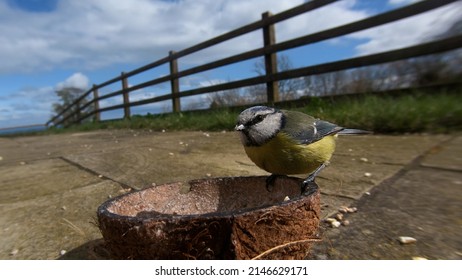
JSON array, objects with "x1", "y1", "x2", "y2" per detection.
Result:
[{"x1": 44, "y1": 89, "x2": 461, "y2": 135}]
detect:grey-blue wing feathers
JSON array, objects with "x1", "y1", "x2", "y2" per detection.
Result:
[
  {"x1": 280, "y1": 110, "x2": 371, "y2": 145},
  {"x1": 281, "y1": 110, "x2": 343, "y2": 145}
]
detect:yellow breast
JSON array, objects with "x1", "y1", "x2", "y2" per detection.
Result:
[{"x1": 244, "y1": 132, "x2": 337, "y2": 175}]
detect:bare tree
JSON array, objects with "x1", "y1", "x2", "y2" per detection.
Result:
[
  {"x1": 205, "y1": 79, "x2": 249, "y2": 109},
  {"x1": 208, "y1": 87, "x2": 248, "y2": 109},
  {"x1": 244, "y1": 84, "x2": 267, "y2": 104},
  {"x1": 303, "y1": 70, "x2": 349, "y2": 97},
  {"x1": 252, "y1": 54, "x2": 303, "y2": 101}
]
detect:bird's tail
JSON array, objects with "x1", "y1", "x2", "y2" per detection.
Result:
[{"x1": 338, "y1": 128, "x2": 372, "y2": 135}]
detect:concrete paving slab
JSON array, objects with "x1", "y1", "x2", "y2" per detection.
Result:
[
  {"x1": 335, "y1": 134, "x2": 451, "y2": 165},
  {"x1": 0, "y1": 130, "x2": 157, "y2": 164},
  {"x1": 0, "y1": 130, "x2": 458, "y2": 259},
  {"x1": 316, "y1": 154, "x2": 402, "y2": 199},
  {"x1": 308, "y1": 168, "x2": 462, "y2": 259},
  {"x1": 0, "y1": 158, "x2": 103, "y2": 204},
  {"x1": 420, "y1": 135, "x2": 462, "y2": 171},
  {"x1": 0, "y1": 180, "x2": 124, "y2": 259}
]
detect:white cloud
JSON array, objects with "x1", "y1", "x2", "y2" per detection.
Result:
[
  {"x1": 275, "y1": 0, "x2": 370, "y2": 42},
  {"x1": 0, "y1": 73, "x2": 92, "y2": 127},
  {"x1": 1, "y1": 0, "x2": 459, "y2": 74},
  {"x1": 0, "y1": 0, "x2": 306, "y2": 74},
  {"x1": 0, "y1": 86, "x2": 57, "y2": 126},
  {"x1": 351, "y1": 1, "x2": 462, "y2": 55},
  {"x1": 55, "y1": 72, "x2": 90, "y2": 91}
]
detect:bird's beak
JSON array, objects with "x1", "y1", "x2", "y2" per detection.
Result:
[{"x1": 235, "y1": 124, "x2": 245, "y2": 131}]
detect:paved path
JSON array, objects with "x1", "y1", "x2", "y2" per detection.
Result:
[{"x1": 0, "y1": 130, "x2": 460, "y2": 259}]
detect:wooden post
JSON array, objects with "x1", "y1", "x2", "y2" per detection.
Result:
[
  {"x1": 92, "y1": 84, "x2": 101, "y2": 122},
  {"x1": 262, "y1": 11, "x2": 279, "y2": 104},
  {"x1": 169, "y1": 50, "x2": 181, "y2": 113},
  {"x1": 121, "y1": 72, "x2": 131, "y2": 119}
]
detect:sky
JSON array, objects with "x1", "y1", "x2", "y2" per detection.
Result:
[{"x1": 0, "y1": 0, "x2": 460, "y2": 128}]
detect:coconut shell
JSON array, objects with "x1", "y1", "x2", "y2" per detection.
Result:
[{"x1": 97, "y1": 176, "x2": 320, "y2": 259}]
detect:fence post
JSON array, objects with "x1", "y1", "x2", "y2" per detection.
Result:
[
  {"x1": 92, "y1": 84, "x2": 101, "y2": 122},
  {"x1": 121, "y1": 72, "x2": 131, "y2": 119},
  {"x1": 262, "y1": 11, "x2": 279, "y2": 104},
  {"x1": 169, "y1": 50, "x2": 181, "y2": 113}
]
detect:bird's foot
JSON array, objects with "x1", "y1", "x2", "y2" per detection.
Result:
[
  {"x1": 267, "y1": 174, "x2": 319, "y2": 195},
  {"x1": 300, "y1": 163, "x2": 327, "y2": 195},
  {"x1": 265, "y1": 174, "x2": 284, "y2": 192},
  {"x1": 301, "y1": 178, "x2": 318, "y2": 196}
]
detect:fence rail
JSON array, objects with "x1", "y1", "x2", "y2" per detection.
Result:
[{"x1": 47, "y1": 0, "x2": 462, "y2": 127}]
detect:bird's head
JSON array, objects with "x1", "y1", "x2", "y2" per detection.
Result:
[{"x1": 235, "y1": 106, "x2": 284, "y2": 146}]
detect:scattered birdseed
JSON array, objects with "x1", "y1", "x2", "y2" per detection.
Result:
[
  {"x1": 324, "y1": 218, "x2": 337, "y2": 224},
  {"x1": 331, "y1": 221, "x2": 341, "y2": 228},
  {"x1": 348, "y1": 207, "x2": 358, "y2": 213},
  {"x1": 339, "y1": 206, "x2": 358, "y2": 213},
  {"x1": 398, "y1": 236, "x2": 417, "y2": 244}
]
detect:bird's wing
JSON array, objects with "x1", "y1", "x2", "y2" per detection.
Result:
[{"x1": 281, "y1": 110, "x2": 343, "y2": 145}]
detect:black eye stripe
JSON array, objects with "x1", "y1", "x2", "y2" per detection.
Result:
[{"x1": 249, "y1": 114, "x2": 265, "y2": 125}]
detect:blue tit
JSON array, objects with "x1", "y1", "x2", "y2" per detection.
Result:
[{"x1": 235, "y1": 106, "x2": 370, "y2": 195}]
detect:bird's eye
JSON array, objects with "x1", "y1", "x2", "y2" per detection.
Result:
[{"x1": 254, "y1": 114, "x2": 265, "y2": 123}]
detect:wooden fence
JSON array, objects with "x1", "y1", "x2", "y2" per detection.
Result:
[{"x1": 46, "y1": 0, "x2": 462, "y2": 127}]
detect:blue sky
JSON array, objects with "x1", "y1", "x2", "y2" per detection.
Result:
[{"x1": 0, "y1": 0, "x2": 460, "y2": 128}]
